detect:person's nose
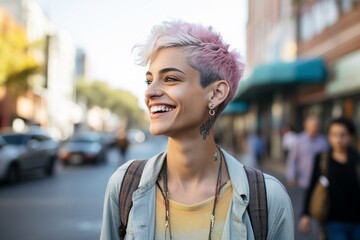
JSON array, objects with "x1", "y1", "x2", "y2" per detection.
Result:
[{"x1": 145, "y1": 80, "x2": 163, "y2": 99}]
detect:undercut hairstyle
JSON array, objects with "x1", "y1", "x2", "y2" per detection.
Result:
[{"x1": 133, "y1": 20, "x2": 245, "y2": 117}]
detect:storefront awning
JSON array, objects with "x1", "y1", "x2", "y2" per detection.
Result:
[
  {"x1": 234, "y1": 58, "x2": 327, "y2": 101},
  {"x1": 222, "y1": 101, "x2": 248, "y2": 115}
]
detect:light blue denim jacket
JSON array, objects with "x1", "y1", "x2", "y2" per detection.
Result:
[{"x1": 100, "y1": 149, "x2": 294, "y2": 240}]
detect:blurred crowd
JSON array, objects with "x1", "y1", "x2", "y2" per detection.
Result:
[{"x1": 231, "y1": 115, "x2": 360, "y2": 240}]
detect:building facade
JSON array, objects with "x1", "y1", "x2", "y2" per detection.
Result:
[
  {"x1": 225, "y1": 0, "x2": 360, "y2": 159},
  {"x1": 296, "y1": 0, "x2": 360, "y2": 147},
  {"x1": 0, "y1": 0, "x2": 77, "y2": 139}
]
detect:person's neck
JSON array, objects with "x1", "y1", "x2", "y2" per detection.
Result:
[
  {"x1": 332, "y1": 148, "x2": 348, "y2": 164},
  {"x1": 166, "y1": 131, "x2": 220, "y2": 186}
]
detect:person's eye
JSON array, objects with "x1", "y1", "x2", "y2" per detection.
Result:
[
  {"x1": 145, "y1": 79, "x2": 152, "y2": 86},
  {"x1": 164, "y1": 76, "x2": 178, "y2": 82}
]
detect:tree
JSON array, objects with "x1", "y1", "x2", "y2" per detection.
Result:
[
  {"x1": 76, "y1": 79, "x2": 147, "y2": 129},
  {"x1": 0, "y1": 8, "x2": 41, "y2": 128},
  {"x1": 0, "y1": 9, "x2": 40, "y2": 95}
]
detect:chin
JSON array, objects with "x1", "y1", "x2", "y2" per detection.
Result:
[{"x1": 149, "y1": 124, "x2": 169, "y2": 136}]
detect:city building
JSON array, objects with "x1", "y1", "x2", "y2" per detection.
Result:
[
  {"x1": 296, "y1": 0, "x2": 360, "y2": 145},
  {"x1": 222, "y1": 0, "x2": 302, "y2": 158},
  {"x1": 224, "y1": 0, "x2": 360, "y2": 159},
  {"x1": 0, "y1": 0, "x2": 78, "y2": 139}
]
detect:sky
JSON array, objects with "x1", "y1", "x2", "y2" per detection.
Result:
[{"x1": 35, "y1": 0, "x2": 248, "y2": 108}]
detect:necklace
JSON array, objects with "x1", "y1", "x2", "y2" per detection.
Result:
[{"x1": 159, "y1": 148, "x2": 223, "y2": 240}]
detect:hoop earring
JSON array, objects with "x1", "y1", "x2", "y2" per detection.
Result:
[{"x1": 209, "y1": 102, "x2": 215, "y2": 116}]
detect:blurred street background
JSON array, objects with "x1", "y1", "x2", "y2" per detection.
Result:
[
  {"x1": 1, "y1": 0, "x2": 360, "y2": 239},
  {"x1": 0, "y1": 135, "x2": 167, "y2": 240}
]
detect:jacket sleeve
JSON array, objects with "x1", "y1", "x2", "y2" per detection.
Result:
[
  {"x1": 265, "y1": 176, "x2": 295, "y2": 240},
  {"x1": 100, "y1": 161, "x2": 133, "y2": 240}
]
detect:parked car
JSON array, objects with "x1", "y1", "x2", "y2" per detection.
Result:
[
  {"x1": 58, "y1": 132, "x2": 106, "y2": 165},
  {"x1": 0, "y1": 128, "x2": 59, "y2": 183}
]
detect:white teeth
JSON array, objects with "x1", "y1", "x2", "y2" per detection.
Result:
[{"x1": 150, "y1": 105, "x2": 174, "y2": 113}]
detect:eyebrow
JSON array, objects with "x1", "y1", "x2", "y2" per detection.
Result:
[{"x1": 146, "y1": 67, "x2": 185, "y2": 76}]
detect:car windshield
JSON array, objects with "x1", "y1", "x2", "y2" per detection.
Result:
[{"x1": 2, "y1": 134, "x2": 25, "y2": 145}]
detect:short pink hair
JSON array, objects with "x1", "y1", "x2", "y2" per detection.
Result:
[{"x1": 133, "y1": 20, "x2": 245, "y2": 116}]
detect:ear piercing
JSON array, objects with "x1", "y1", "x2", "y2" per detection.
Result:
[{"x1": 209, "y1": 102, "x2": 215, "y2": 116}]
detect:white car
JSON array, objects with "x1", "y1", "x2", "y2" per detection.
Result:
[{"x1": 0, "y1": 128, "x2": 59, "y2": 184}]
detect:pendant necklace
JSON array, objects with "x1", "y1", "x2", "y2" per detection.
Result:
[{"x1": 159, "y1": 148, "x2": 223, "y2": 240}]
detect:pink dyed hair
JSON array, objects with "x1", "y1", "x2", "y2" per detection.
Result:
[{"x1": 133, "y1": 20, "x2": 245, "y2": 116}]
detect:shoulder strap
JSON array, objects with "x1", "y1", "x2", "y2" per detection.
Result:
[
  {"x1": 118, "y1": 160, "x2": 147, "y2": 238},
  {"x1": 244, "y1": 166, "x2": 268, "y2": 240},
  {"x1": 319, "y1": 152, "x2": 328, "y2": 176}
]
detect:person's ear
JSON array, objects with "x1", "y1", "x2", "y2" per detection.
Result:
[{"x1": 209, "y1": 80, "x2": 230, "y2": 108}]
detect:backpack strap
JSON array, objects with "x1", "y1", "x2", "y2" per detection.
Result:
[
  {"x1": 118, "y1": 160, "x2": 147, "y2": 238},
  {"x1": 244, "y1": 166, "x2": 268, "y2": 240}
]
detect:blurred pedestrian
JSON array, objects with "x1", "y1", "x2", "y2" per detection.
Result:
[
  {"x1": 282, "y1": 125, "x2": 297, "y2": 162},
  {"x1": 236, "y1": 131, "x2": 258, "y2": 169},
  {"x1": 101, "y1": 20, "x2": 294, "y2": 240},
  {"x1": 299, "y1": 117, "x2": 360, "y2": 239},
  {"x1": 286, "y1": 115, "x2": 328, "y2": 189},
  {"x1": 247, "y1": 130, "x2": 265, "y2": 165},
  {"x1": 115, "y1": 128, "x2": 129, "y2": 163}
]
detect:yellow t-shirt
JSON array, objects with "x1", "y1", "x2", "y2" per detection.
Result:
[{"x1": 155, "y1": 181, "x2": 232, "y2": 240}]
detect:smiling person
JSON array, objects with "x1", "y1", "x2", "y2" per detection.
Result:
[{"x1": 100, "y1": 20, "x2": 294, "y2": 240}]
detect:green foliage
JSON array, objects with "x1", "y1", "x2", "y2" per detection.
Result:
[
  {"x1": 76, "y1": 79, "x2": 147, "y2": 128},
  {"x1": 0, "y1": 17, "x2": 40, "y2": 94}
]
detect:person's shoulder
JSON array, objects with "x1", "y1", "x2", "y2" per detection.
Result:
[
  {"x1": 263, "y1": 173, "x2": 294, "y2": 239},
  {"x1": 297, "y1": 132, "x2": 307, "y2": 140},
  {"x1": 106, "y1": 160, "x2": 136, "y2": 203},
  {"x1": 106, "y1": 151, "x2": 166, "y2": 198},
  {"x1": 263, "y1": 174, "x2": 288, "y2": 202},
  {"x1": 263, "y1": 174, "x2": 292, "y2": 216},
  {"x1": 317, "y1": 133, "x2": 327, "y2": 141}
]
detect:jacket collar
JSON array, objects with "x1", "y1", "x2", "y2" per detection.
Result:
[{"x1": 132, "y1": 148, "x2": 250, "y2": 203}]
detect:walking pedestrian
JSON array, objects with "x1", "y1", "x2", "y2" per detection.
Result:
[
  {"x1": 115, "y1": 127, "x2": 129, "y2": 164},
  {"x1": 286, "y1": 115, "x2": 328, "y2": 189},
  {"x1": 282, "y1": 125, "x2": 297, "y2": 162},
  {"x1": 299, "y1": 117, "x2": 360, "y2": 240},
  {"x1": 101, "y1": 20, "x2": 294, "y2": 240},
  {"x1": 286, "y1": 115, "x2": 328, "y2": 239},
  {"x1": 235, "y1": 131, "x2": 258, "y2": 169}
]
